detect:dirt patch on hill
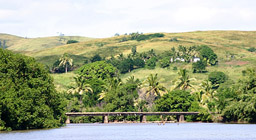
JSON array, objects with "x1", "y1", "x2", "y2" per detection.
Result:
[{"x1": 225, "y1": 61, "x2": 249, "y2": 66}]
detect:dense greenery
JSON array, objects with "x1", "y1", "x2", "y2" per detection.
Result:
[{"x1": 0, "y1": 49, "x2": 65, "y2": 130}]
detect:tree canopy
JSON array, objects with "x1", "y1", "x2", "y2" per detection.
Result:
[{"x1": 0, "y1": 49, "x2": 65, "y2": 130}]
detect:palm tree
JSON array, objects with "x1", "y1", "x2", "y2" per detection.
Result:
[
  {"x1": 68, "y1": 76, "x2": 93, "y2": 110},
  {"x1": 145, "y1": 74, "x2": 166, "y2": 97},
  {"x1": 174, "y1": 68, "x2": 194, "y2": 90},
  {"x1": 59, "y1": 53, "x2": 73, "y2": 73},
  {"x1": 99, "y1": 77, "x2": 122, "y2": 100}
]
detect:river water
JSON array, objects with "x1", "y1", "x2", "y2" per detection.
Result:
[{"x1": 1, "y1": 123, "x2": 256, "y2": 140}]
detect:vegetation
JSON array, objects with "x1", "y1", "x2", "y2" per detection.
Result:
[
  {"x1": 0, "y1": 49, "x2": 65, "y2": 130},
  {"x1": 2, "y1": 31, "x2": 256, "y2": 130},
  {"x1": 67, "y1": 40, "x2": 79, "y2": 44}
]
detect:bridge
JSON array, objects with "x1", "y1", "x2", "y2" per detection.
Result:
[{"x1": 65, "y1": 112, "x2": 199, "y2": 123}]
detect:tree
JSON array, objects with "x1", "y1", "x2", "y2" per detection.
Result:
[
  {"x1": 67, "y1": 76, "x2": 93, "y2": 108},
  {"x1": 192, "y1": 60, "x2": 207, "y2": 73},
  {"x1": 208, "y1": 71, "x2": 228, "y2": 88},
  {"x1": 155, "y1": 90, "x2": 199, "y2": 112},
  {"x1": 59, "y1": 53, "x2": 73, "y2": 73},
  {"x1": 159, "y1": 57, "x2": 170, "y2": 68},
  {"x1": 198, "y1": 45, "x2": 218, "y2": 66},
  {"x1": 174, "y1": 69, "x2": 194, "y2": 90},
  {"x1": 77, "y1": 61, "x2": 118, "y2": 80},
  {"x1": 118, "y1": 58, "x2": 133, "y2": 73},
  {"x1": 145, "y1": 57, "x2": 157, "y2": 69},
  {"x1": 131, "y1": 46, "x2": 137, "y2": 56},
  {"x1": 91, "y1": 54, "x2": 102, "y2": 62},
  {"x1": 143, "y1": 74, "x2": 166, "y2": 108},
  {"x1": 0, "y1": 49, "x2": 65, "y2": 130}
]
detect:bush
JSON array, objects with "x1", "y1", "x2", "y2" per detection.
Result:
[
  {"x1": 90, "y1": 54, "x2": 102, "y2": 62},
  {"x1": 145, "y1": 57, "x2": 157, "y2": 69},
  {"x1": 192, "y1": 60, "x2": 207, "y2": 73},
  {"x1": 208, "y1": 71, "x2": 228, "y2": 88},
  {"x1": 0, "y1": 49, "x2": 65, "y2": 130},
  {"x1": 67, "y1": 40, "x2": 79, "y2": 44},
  {"x1": 247, "y1": 47, "x2": 256, "y2": 52}
]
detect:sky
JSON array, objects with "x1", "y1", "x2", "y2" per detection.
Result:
[{"x1": 0, "y1": 0, "x2": 256, "y2": 38}]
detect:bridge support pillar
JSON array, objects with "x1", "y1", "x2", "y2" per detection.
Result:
[
  {"x1": 66, "y1": 116, "x2": 70, "y2": 124},
  {"x1": 176, "y1": 115, "x2": 184, "y2": 123},
  {"x1": 103, "y1": 115, "x2": 109, "y2": 123},
  {"x1": 140, "y1": 115, "x2": 146, "y2": 123}
]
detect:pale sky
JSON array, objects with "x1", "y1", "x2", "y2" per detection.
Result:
[{"x1": 0, "y1": 0, "x2": 256, "y2": 38}]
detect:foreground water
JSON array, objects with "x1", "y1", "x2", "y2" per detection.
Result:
[{"x1": 1, "y1": 123, "x2": 256, "y2": 140}]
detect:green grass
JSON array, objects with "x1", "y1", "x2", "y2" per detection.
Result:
[{"x1": 50, "y1": 72, "x2": 77, "y2": 92}]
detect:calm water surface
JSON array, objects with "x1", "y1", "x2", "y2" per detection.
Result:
[{"x1": 1, "y1": 123, "x2": 256, "y2": 140}]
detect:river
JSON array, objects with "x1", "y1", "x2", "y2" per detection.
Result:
[{"x1": 1, "y1": 123, "x2": 256, "y2": 140}]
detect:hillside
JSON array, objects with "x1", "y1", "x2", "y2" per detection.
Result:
[
  {"x1": 25, "y1": 31, "x2": 256, "y2": 59},
  {"x1": 0, "y1": 33, "x2": 23, "y2": 48},
  {"x1": 4, "y1": 31, "x2": 256, "y2": 91},
  {"x1": 0, "y1": 34, "x2": 94, "y2": 53}
]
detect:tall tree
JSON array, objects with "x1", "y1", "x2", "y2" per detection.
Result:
[
  {"x1": 67, "y1": 76, "x2": 93, "y2": 109},
  {"x1": 145, "y1": 74, "x2": 166, "y2": 97},
  {"x1": 174, "y1": 69, "x2": 194, "y2": 90},
  {"x1": 59, "y1": 53, "x2": 73, "y2": 73}
]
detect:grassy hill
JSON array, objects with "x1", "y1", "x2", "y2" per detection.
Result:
[
  {"x1": 0, "y1": 34, "x2": 94, "y2": 54},
  {"x1": 0, "y1": 33, "x2": 23, "y2": 48},
  {"x1": 4, "y1": 30, "x2": 256, "y2": 91}
]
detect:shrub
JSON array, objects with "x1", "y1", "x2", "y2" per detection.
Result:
[
  {"x1": 208, "y1": 71, "x2": 228, "y2": 88},
  {"x1": 67, "y1": 40, "x2": 79, "y2": 44}
]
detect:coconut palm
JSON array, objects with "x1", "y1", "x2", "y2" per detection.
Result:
[
  {"x1": 59, "y1": 53, "x2": 73, "y2": 73},
  {"x1": 68, "y1": 76, "x2": 93, "y2": 109},
  {"x1": 174, "y1": 68, "x2": 194, "y2": 90},
  {"x1": 145, "y1": 74, "x2": 166, "y2": 97},
  {"x1": 99, "y1": 77, "x2": 122, "y2": 100}
]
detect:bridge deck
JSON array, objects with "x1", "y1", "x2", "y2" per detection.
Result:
[{"x1": 65, "y1": 112, "x2": 199, "y2": 116}]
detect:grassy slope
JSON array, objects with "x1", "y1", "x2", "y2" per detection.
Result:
[
  {"x1": 0, "y1": 33, "x2": 23, "y2": 47},
  {"x1": 4, "y1": 31, "x2": 256, "y2": 91},
  {"x1": 7, "y1": 36, "x2": 94, "y2": 53}
]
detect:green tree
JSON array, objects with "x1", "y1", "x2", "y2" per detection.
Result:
[
  {"x1": 0, "y1": 49, "x2": 65, "y2": 130},
  {"x1": 208, "y1": 71, "x2": 228, "y2": 88},
  {"x1": 145, "y1": 57, "x2": 157, "y2": 69},
  {"x1": 77, "y1": 61, "x2": 118, "y2": 80},
  {"x1": 174, "y1": 69, "x2": 194, "y2": 90},
  {"x1": 67, "y1": 76, "x2": 93, "y2": 108},
  {"x1": 198, "y1": 45, "x2": 218, "y2": 66},
  {"x1": 155, "y1": 90, "x2": 199, "y2": 112},
  {"x1": 59, "y1": 53, "x2": 73, "y2": 73},
  {"x1": 91, "y1": 54, "x2": 102, "y2": 62},
  {"x1": 192, "y1": 60, "x2": 207, "y2": 73}
]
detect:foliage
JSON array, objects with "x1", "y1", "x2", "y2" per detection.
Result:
[
  {"x1": 155, "y1": 90, "x2": 199, "y2": 112},
  {"x1": 208, "y1": 71, "x2": 228, "y2": 88},
  {"x1": 198, "y1": 45, "x2": 218, "y2": 65},
  {"x1": 247, "y1": 47, "x2": 256, "y2": 52},
  {"x1": 0, "y1": 49, "x2": 65, "y2": 130},
  {"x1": 174, "y1": 69, "x2": 194, "y2": 90},
  {"x1": 145, "y1": 57, "x2": 157, "y2": 69},
  {"x1": 90, "y1": 54, "x2": 102, "y2": 62},
  {"x1": 103, "y1": 77, "x2": 139, "y2": 114},
  {"x1": 77, "y1": 61, "x2": 118, "y2": 80},
  {"x1": 192, "y1": 60, "x2": 207, "y2": 73},
  {"x1": 159, "y1": 57, "x2": 170, "y2": 68},
  {"x1": 58, "y1": 53, "x2": 73, "y2": 73},
  {"x1": 67, "y1": 40, "x2": 79, "y2": 44}
]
